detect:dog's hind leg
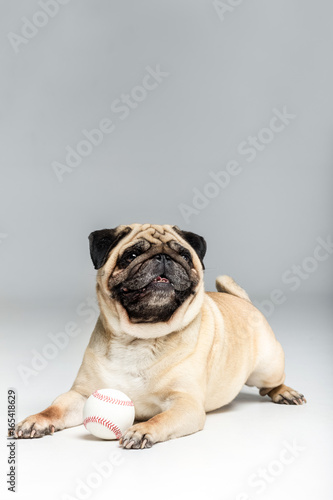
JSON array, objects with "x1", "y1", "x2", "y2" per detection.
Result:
[{"x1": 246, "y1": 321, "x2": 307, "y2": 405}]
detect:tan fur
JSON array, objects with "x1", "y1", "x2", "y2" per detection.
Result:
[{"x1": 14, "y1": 224, "x2": 306, "y2": 446}]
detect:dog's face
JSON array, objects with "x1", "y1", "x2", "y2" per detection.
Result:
[{"x1": 89, "y1": 224, "x2": 206, "y2": 325}]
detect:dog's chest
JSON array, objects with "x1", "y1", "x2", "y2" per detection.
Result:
[{"x1": 99, "y1": 338, "x2": 164, "y2": 418}]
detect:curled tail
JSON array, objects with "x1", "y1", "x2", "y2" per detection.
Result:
[{"x1": 215, "y1": 275, "x2": 251, "y2": 303}]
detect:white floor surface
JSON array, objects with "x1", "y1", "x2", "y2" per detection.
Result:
[{"x1": 1, "y1": 294, "x2": 332, "y2": 500}]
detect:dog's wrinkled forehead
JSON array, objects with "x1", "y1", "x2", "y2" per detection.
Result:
[{"x1": 121, "y1": 225, "x2": 180, "y2": 252}]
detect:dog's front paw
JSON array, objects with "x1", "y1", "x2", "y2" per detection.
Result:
[
  {"x1": 14, "y1": 414, "x2": 56, "y2": 439},
  {"x1": 119, "y1": 423, "x2": 155, "y2": 449}
]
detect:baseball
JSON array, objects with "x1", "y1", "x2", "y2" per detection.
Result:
[{"x1": 83, "y1": 389, "x2": 135, "y2": 440}]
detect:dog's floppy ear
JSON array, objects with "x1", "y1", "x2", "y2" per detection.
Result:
[
  {"x1": 88, "y1": 226, "x2": 132, "y2": 269},
  {"x1": 173, "y1": 226, "x2": 207, "y2": 267}
]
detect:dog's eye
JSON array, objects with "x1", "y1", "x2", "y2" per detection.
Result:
[
  {"x1": 118, "y1": 248, "x2": 142, "y2": 268},
  {"x1": 181, "y1": 253, "x2": 191, "y2": 262},
  {"x1": 126, "y1": 252, "x2": 138, "y2": 262}
]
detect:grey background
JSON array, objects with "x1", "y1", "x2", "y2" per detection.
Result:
[
  {"x1": 1, "y1": 2, "x2": 333, "y2": 500},
  {"x1": 1, "y1": 0, "x2": 332, "y2": 307}
]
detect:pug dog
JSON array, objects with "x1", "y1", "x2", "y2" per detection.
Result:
[{"x1": 14, "y1": 224, "x2": 306, "y2": 448}]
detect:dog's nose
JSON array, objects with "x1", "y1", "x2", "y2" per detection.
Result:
[{"x1": 155, "y1": 254, "x2": 171, "y2": 263}]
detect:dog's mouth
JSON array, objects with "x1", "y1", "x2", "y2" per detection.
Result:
[
  {"x1": 152, "y1": 275, "x2": 170, "y2": 284},
  {"x1": 121, "y1": 275, "x2": 172, "y2": 295},
  {"x1": 111, "y1": 259, "x2": 198, "y2": 322}
]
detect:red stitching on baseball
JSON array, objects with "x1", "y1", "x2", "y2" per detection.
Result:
[
  {"x1": 92, "y1": 391, "x2": 134, "y2": 406},
  {"x1": 83, "y1": 416, "x2": 122, "y2": 439}
]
